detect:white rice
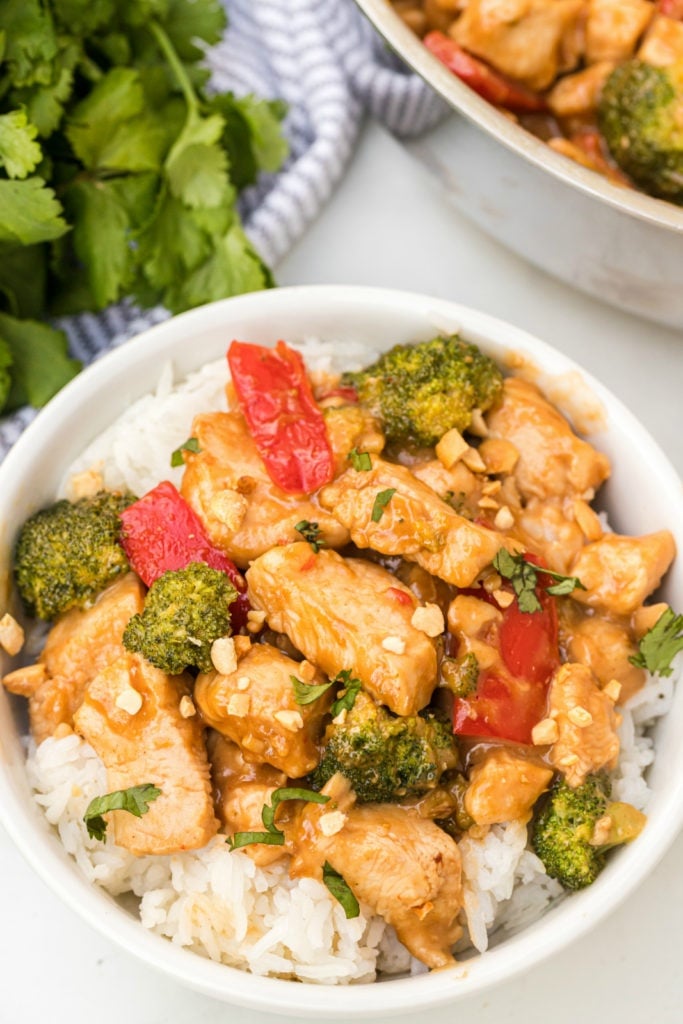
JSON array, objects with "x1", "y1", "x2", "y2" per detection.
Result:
[{"x1": 22, "y1": 338, "x2": 676, "y2": 980}]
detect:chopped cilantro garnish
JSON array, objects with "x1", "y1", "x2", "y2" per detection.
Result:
[
  {"x1": 330, "y1": 671, "x2": 362, "y2": 716},
  {"x1": 84, "y1": 784, "x2": 161, "y2": 841},
  {"x1": 371, "y1": 488, "x2": 396, "y2": 523},
  {"x1": 227, "y1": 786, "x2": 329, "y2": 850},
  {"x1": 295, "y1": 520, "x2": 325, "y2": 553},
  {"x1": 629, "y1": 607, "x2": 683, "y2": 677},
  {"x1": 348, "y1": 448, "x2": 372, "y2": 471},
  {"x1": 493, "y1": 549, "x2": 585, "y2": 613},
  {"x1": 170, "y1": 436, "x2": 201, "y2": 467},
  {"x1": 322, "y1": 861, "x2": 359, "y2": 919},
  {"x1": 291, "y1": 674, "x2": 333, "y2": 705}
]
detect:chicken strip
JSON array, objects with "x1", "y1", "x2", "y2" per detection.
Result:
[
  {"x1": 585, "y1": 0, "x2": 654, "y2": 63},
  {"x1": 180, "y1": 411, "x2": 349, "y2": 567},
  {"x1": 464, "y1": 748, "x2": 553, "y2": 826},
  {"x1": 318, "y1": 457, "x2": 510, "y2": 589},
  {"x1": 206, "y1": 731, "x2": 287, "y2": 866},
  {"x1": 559, "y1": 602, "x2": 646, "y2": 703},
  {"x1": 3, "y1": 574, "x2": 145, "y2": 743},
  {"x1": 485, "y1": 378, "x2": 611, "y2": 503},
  {"x1": 74, "y1": 652, "x2": 218, "y2": 856},
  {"x1": 570, "y1": 530, "x2": 676, "y2": 616},
  {"x1": 246, "y1": 543, "x2": 439, "y2": 716},
  {"x1": 195, "y1": 643, "x2": 332, "y2": 777},
  {"x1": 289, "y1": 774, "x2": 463, "y2": 969},
  {"x1": 451, "y1": 0, "x2": 585, "y2": 91},
  {"x1": 546, "y1": 662, "x2": 620, "y2": 788}
]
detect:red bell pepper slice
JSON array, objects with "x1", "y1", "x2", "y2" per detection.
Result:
[
  {"x1": 119, "y1": 481, "x2": 249, "y2": 630},
  {"x1": 424, "y1": 31, "x2": 548, "y2": 113},
  {"x1": 657, "y1": 0, "x2": 683, "y2": 18},
  {"x1": 452, "y1": 569, "x2": 560, "y2": 744},
  {"x1": 227, "y1": 340, "x2": 334, "y2": 494}
]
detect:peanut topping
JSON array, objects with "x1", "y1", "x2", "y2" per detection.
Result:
[
  {"x1": 318, "y1": 811, "x2": 347, "y2": 837},
  {"x1": 494, "y1": 506, "x2": 515, "y2": 531},
  {"x1": 209, "y1": 489, "x2": 248, "y2": 531},
  {"x1": 246, "y1": 609, "x2": 267, "y2": 633},
  {"x1": 462, "y1": 447, "x2": 487, "y2": 473},
  {"x1": 603, "y1": 678, "x2": 622, "y2": 703},
  {"x1": 66, "y1": 467, "x2": 104, "y2": 500},
  {"x1": 227, "y1": 693, "x2": 251, "y2": 718},
  {"x1": 411, "y1": 603, "x2": 445, "y2": 638},
  {"x1": 568, "y1": 706, "x2": 594, "y2": 728},
  {"x1": 298, "y1": 660, "x2": 317, "y2": 682},
  {"x1": 0, "y1": 613, "x2": 24, "y2": 656},
  {"x1": 236, "y1": 675, "x2": 251, "y2": 691},
  {"x1": 381, "y1": 635, "x2": 406, "y2": 654},
  {"x1": 179, "y1": 695, "x2": 196, "y2": 718},
  {"x1": 492, "y1": 589, "x2": 514, "y2": 609},
  {"x1": 115, "y1": 688, "x2": 143, "y2": 715},
  {"x1": 233, "y1": 635, "x2": 252, "y2": 659},
  {"x1": 274, "y1": 709, "x2": 304, "y2": 732},
  {"x1": 211, "y1": 637, "x2": 237, "y2": 676},
  {"x1": 435, "y1": 427, "x2": 469, "y2": 469},
  {"x1": 531, "y1": 717, "x2": 559, "y2": 746}
]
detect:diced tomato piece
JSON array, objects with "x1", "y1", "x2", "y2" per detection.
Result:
[
  {"x1": 424, "y1": 31, "x2": 548, "y2": 113},
  {"x1": 228, "y1": 340, "x2": 335, "y2": 494},
  {"x1": 453, "y1": 669, "x2": 549, "y2": 744},
  {"x1": 119, "y1": 481, "x2": 249, "y2": 629}
]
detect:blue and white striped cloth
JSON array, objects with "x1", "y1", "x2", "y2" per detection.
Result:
[{"x1": 0, "y1": 0, "x2": 446, "y2": 457}]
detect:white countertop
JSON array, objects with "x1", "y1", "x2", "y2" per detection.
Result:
[{"x1": 1, "y1": 119, "x2": 682, "y2": 1024}]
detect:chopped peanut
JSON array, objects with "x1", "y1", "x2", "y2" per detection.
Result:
[
  {"x1": 494, "y1": 506, "x2": 515, "y2": 531},
  {"x1": 603, "y1": 678, "x2": 622, "y2": 703},
  {"x1": 382, "y1": 635, "x2": 406, "y2": 654},
  {"x1": 318, "y1": 810, "x2": 347, "y2": 837},
  {"x1": 211, "y1": 637, "x2": 238, "y2": 676},
  {"x1": 209, "y1": 489, "x2": 248, "y2": 532},
  {"x1": 246, "y1": 609, "x2": 267, "y2": 633},
  {"x1": 462, "y1": 447, "x2": 487, "y2": 473},
  {"x1": 492, "y1": 589, "x2": 514, "y2": 609},
  {"x1": 114, "y1": 688, "x2": 143, "y2": 715},
  {"x1": 411, "y1": 603, "x2": 445, "y2": 638},
  {"x1": 227, "y1": 693, "x2": 251, "y2": 717},
  {"x1": 298, "y1": 660, "x2": 317, "y2": 682},
  {"x1": 274, "y1": 709, "x2": 304, "y2": 732},
  {"x1": 568, "y1": 706, "x2": 593, "y2": 728},
  {"x1": 531, "y1": 717, "x2": 559, "y2": 746},
  {"x1": 233, "y1": 635, "x2": 252, "y2": 659},
  {"x1": 179, "y1": 695, "x2": 196, "y2": 718},
  {"x1": 0, "y1": 613, "x2": 24, "y2": 656},
  {"x1": 572, "y1": 499, "x2": 604, "y2": 542},
  {"x1": 435, "y1": 428, "x2": 469, "y2": 469},
  {"x1": 478, "y1": 438, "x2": 520, "y2": 476}
]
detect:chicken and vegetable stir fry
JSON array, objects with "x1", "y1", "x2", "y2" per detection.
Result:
[
  {"x1": 3, "y1": 335, "x2": 681, "y2": 969},
  {"x1": 390, "y1": 0, "x2": 683, "y2": 204}
]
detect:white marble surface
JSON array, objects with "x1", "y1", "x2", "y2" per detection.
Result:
[{"x1": 1, "y1": 119, "x2": 681, "y2": 1024}]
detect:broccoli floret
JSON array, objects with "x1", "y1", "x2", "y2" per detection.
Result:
[
  {"x1": 341, "y1": 335, "x2": 503, "y2": 448},
  {"x1": 532, "y1": 775, "x2": 645, "y2": 890},
  {"x1": 598, "y1": 60, "x2": 683, "y2": 203},
  {"x1": 308, "y1": 691, "x2": 458, "y2": 803},
  {"x1": 122, "y1": 561, "x2": 237, "y2": 675},
  {"x1": 14, "y1": 491, "x2": 135, "y2": 621}
]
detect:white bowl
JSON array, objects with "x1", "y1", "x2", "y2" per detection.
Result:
[
  {"x1": 0, "y1": 285, "x2": 681, "y2": 1018},
  {"x1": 354, "y1": 0, "x2": 683, "y2": 330}
]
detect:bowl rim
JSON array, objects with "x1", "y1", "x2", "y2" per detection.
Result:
[
  {"x1": 0, "y1": 283, "x2": 682, "y2": 1018},
  {"x1": 353, "y1": 0, "x2": 683, "y2": 234}
]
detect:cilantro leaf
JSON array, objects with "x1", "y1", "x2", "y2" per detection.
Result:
[
  {"x1": 164, "y1": 109, "x2": 233, "y2": 209},
  {"x1": 62, "y1": 179, "x2": 133, "y2": 309},
  {"x1": 163, "y1": 222, "x2": 269, "y2": 313},
  {"x1": 0, "y1": 311, "x2": 80, "y2": 410},
  {"x1": 493, "y1": 549, "x2": 585, "y2": 614},
  {"x1": 83, "y1": 783, "x2": 161, "y2": 841},
  {"x1": 330, "y1": 671, "x2": 362, "y2": 716},
  {"x1": 0, "y1": 110, "x2": 42, "y2": 178},
  {"x1": 348, "y1": 448, "x2": 372, "y2": 471},
  {"x1": 0, "y1": 177, "x2": 68, "y2": 245},
  {"x1": 228, "y1": 786, "x2": 329, "y2": 850},
  {"x1": 0, "y1": 243, "x2": 47, "y2": 318},
  {"x1": 164, "y1": 0, "x2": 227, "y2": 61},
  {"x1": 170, "y1": 436, "x2": 200, "y2": 466},
  {"x1": 291, "y1": 673, "x2": 333, "y2": 705},
  {"x1": 629, "y1": 607, "x2": 683, "y2": 677},
  {"x1": 0, "y1": 336, "x2": 13, "y2": 413},
  {"x1": 322, "y1": 862, "x2": 359, "y2": 919},
  {"x1": 0, "y1": 0, "x2": 58, "y2": 89},
  {"x1": 295, "y1": 520, "x2": 325, "y2": 553},
  {"x1": 65, "y1": 68, "x2": 145, "y2": 170},
  {"x1": 371, "y1": 488, "x2": 396, "y2": 523}
]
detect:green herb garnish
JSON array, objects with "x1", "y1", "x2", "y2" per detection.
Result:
[
  {"x1": 170, "y1": 436, "x2": 201, "y2": 467},
  {"x1": 228, "y1": 786, "x2": 330, "y2": 850},
  {"x1": 493, "y1": 549, "x2": 585, "y2": 613},
  {"x1": 84, "y1": 784, "x2": 161, "y2": 841},
  {"x1": 330, "y1": 671, "x2": 362, "y2": 716},
  {"x1": 295, "y1": 520, "x2": 325, "y2": 553},
  {"x1": 291, "y1": 674, "x2": 333, "y2": 705},
  {"x1": 629, "y1": 607, "x2": 683, "y2": 677},
  {"x1": 322, "y1": 861, "x2": 359, "y2": 919},
  {"x1": 371, "y1": 488, "x2": 396, "y2": 523},
  {"x1": 348, "y1": 448, "x2": 372, "y2": 471}
]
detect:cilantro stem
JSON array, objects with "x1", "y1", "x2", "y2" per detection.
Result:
[{"x1": 148, "y1": 20, "x2": 199, "y2": 114}]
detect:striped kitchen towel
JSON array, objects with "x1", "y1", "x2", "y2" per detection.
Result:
[{"x1": 0, "y1": 0, "x2": 446, "y2": 456}]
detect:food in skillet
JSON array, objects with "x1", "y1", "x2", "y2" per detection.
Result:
[
  {"x1": 2, "y1": 334, "x2": 680, "y2": 981},
  {"x1": 389, "y1": 0, "x2": 683, "y2": 203}
]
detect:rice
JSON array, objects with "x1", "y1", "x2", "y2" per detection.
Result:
[{"x1": 22, "y1": 338, "x2": 678, "y2": 980}]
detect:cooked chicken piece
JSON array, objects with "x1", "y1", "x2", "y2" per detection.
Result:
[
  {"x1": 74, "y1": 653, "x2": 218, "y2": 855},
  {"x1": 206, "y1": 731, "x2": 287, "y2": 866},
  {"x1": 289, "y1": 774, "x2": 463, "y2": 969},
  {"x1": 320, "y1": 403, "x2": 385, "y2": 475},
  {"x1": 319, "y1": 457, "x2": 512, "y2": 590},
  {"x1": 465, "y1": 748, "x2": 553, "y2": 825},
  {"x1": 570, "y1": 530, "x2": 676, "y2": 617},
  {"x1": 515, "y1": 498, "x2": 587, "y2": 574},
  {"x1": 411, "y1": 457, "x2": 485, "y2": 519},
  {"x1": 485, "y1": 378, "x2": 611, "y2": 503},
  {"x1": 194, "y1": 643, "x2": 332, "y2": 777},
  {"x1": 3, "y1": 574, "x2": 145, "y2": 743},
  {"x1": 638, "y1": 13, "x2": 683, "y2": 65},
  {"x1": 547, "y1": 61, "x2": 616, "y2": 117},
  {"x1": 450, "y1": 0, "x2": 585, "y2": 91},
  {"x1": 585, "y1": 0, "x2": 654, "y2": 63},
  {"x1": 246, "y1": 543, "x2": 438, "y2": 716},
  {"x1": 547, "y1": 662, "x2": 620, "y2": 787},
  {"x1": 180, "y1": 411, "x2": 349, "y2": 567},
  {"x1": 559, "y1": 603, "x2": 646, "y2": 702}
]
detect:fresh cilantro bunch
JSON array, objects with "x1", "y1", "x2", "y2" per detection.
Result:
[{"x1": 0, "y1": 0, "x2": 288, "y2": 413}]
